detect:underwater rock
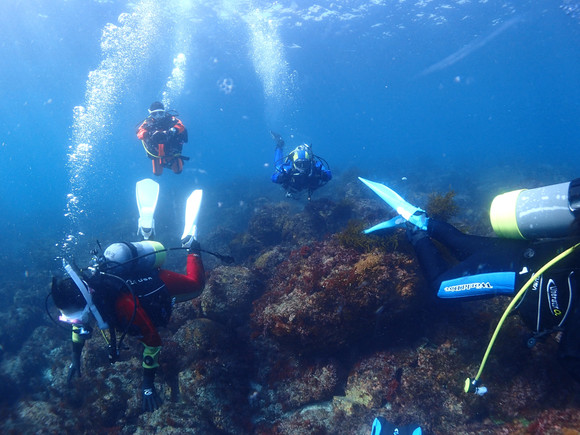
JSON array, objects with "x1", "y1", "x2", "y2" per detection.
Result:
[
  {"x1": 172, "y1": 317, "x2": 231, "y2": 365},
  {"x1": 15, "y1": 400, "x2": 61, "y2": 429},
  {"x1": 0, "y1": 326, "x2": 65, "y2": 400},
  {"x1": 199, "y1": 226, "x2": 238, "y2": 271},
  {"x1": 253, "y1": 245, "x2": 293, "y2": 279},
  {"x1": 266, "y1": 354, "x2": 340, "y2": 412},
  {"x1": 0, "y1": 283, "x2": 48, "y2": 353},
  {"x1": 334, "y1": 352, "x2": 402, "y2": 414},
  {"x1": 200, "y1": 265, "x2": 263, "y2": 328},
  {"x1": 251, "y1": 238, "x2": 422, "y2": 352},
  {"x1": 5, "y1": 175, "x2": 580, "y2": 434},
  {"x1": 173, "y1": 318, "x2": 252, "y2": 432},
  {"x1": 230, "y1": 198, "x2": 355, "y2": 266}
]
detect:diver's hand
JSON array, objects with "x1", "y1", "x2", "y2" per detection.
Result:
[
  {"x1": 168, "y1": 127, "x2": 177, "y2": 137},
  {"x1": 151, "y1": 130, "x2": 167, "y2": 144},
  {"x1": 181, "y1": 235, "x2": 201, "y2": 254},
  {"x1": 270, "y1": 131, "x2": 284, "y2": 149},
  {"x1": 188, "y1": 240, "x2": 201, "y2": 254},
  {"x1": 142, "y1": 386, "x2": 163, "y2": 412},
  {"x1": 142, "y1": 368, "x2": 163, "y2": 412}
]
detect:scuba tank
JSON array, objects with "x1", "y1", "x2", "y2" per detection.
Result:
[
  {"x1": 490, "y1": 179, "x2": 580, "y2": 240},
  {"x1": 103, "y1": 241, "x2": 166, "y2": 274}
]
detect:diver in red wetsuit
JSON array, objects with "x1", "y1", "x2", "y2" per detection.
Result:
[
  {"x1": 137, "y1": 101, "x2": 188, "y2": 175},
  {"x1": 51, "y1": 238, "x2": 204, "y2": 412}
]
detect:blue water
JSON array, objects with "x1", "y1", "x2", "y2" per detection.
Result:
[{"x1": 1, "y1": 0, "x2": 579, "y2": 279}]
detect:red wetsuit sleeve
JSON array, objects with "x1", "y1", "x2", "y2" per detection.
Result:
[
  {"x1": 172, "y1": 118, "x2": 186, "y2": 134},
  {"x1": 115, "y1": 293, "x2": 162, "y2": 347},
  {"x1": 137, "y1": 122, "x2": 150, "y2": 140},
  {"x1": 159, "y1": 253, "x2": 205, "y2": 302}
]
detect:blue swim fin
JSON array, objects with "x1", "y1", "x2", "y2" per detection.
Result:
[
  {"x1": 363, "y1": 216, "x2": 407, "y2": 234},
  {"x1": 371, "y1": 417, "x2": 422, "y2": 435},
  {"x1": 359, "y1": 177, "x2": 428, "y2": 231}
]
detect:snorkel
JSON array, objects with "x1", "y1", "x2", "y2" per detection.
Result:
[{"x1": 62, "y1": 259, "x2": 109, "y2": 330}]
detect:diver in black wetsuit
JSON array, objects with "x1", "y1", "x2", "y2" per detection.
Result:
[{"x1": 359, "y1": 177, "x2": 580, "y2": 384}]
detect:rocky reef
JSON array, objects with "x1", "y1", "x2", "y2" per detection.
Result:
[{"x1": 1, "y1": 174, "x2": 580, "y2": 434}]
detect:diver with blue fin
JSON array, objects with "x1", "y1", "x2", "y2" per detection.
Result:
[
  {"x1": 270, "y1": 131, "x2": 332, "y2": 200},
  {"x1": 359, "y1": 177, "x2": 580, "y2": 394},
  {"x1": 50, "y1": 180, "x2": 209, "y2": 413}
]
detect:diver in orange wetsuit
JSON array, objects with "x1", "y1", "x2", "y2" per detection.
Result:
[{"x1": 137, "y1": 101, "x2": 188, "y2": 175}]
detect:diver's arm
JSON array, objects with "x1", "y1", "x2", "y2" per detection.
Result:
[
  {"x1": 159, "y1": 252, "x2": 206, "y2": 302},
  {"x1": 314, "y1": 160, "x2": 331, "y2": 181},
  {"x1": 272, "y1": 158, "x2": 292, "y2": 185},
  {"x1": 67, "y1": 326, "x2": 87, "y2": 383},
  {"x1": 137, "y1": 121, "x2": 150, "y2": 141},
  {"x1": 171, "y1": 118, "x2": 188, "y2": 143},
  {"x1": 274, "y1": 146, "x2": 284, "y2": 164}
]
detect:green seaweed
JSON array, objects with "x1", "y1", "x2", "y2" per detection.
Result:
[
  {"x1": 335, "y1": 220, "x2": 399, "y2": 253},
  {"x1": 425, "y1": 190, "x2": 459, "y2": 222}
]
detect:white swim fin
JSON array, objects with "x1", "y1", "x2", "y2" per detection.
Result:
[
  {"x1": 136, "y1": 178, "x2": 160, "y2": 240},
  {"x1": 181, "y1": 189, "x2": 203, "y2": 248}
]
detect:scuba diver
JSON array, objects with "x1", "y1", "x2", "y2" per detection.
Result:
[
  {"x1": 137, "y1": 101, "x2": 189, "y2": 176},
  {"x1": 359, "y1": 177, "x2": 580, "y2": 394},
  {"x1": 270, "y1": 131, "x2": 332, "y2": 200},
  {"x1": 50, "y1": 180, "x2": 206, "y2": 413}
]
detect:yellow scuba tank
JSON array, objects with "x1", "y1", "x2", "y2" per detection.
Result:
[{"x1": 490, "y1": 178, "x2": 580, "y2": 239}]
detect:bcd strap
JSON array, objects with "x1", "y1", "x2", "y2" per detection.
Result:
[{"x1": 121, "y1": 241, "x2": 139, "y2": 272}]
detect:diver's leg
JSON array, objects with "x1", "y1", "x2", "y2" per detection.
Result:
[
  {"x1": 428, "y1": 219, "x2": 528, "y2": 261},
  {"x1": 407, "y1": 228, "x2": 452, "y2": 290},
  {"x1": 152, "y1": 159, "x2": 163, "y2": 176},
  {"x1": 171, "y1": 157, "x2": 183, "y2": 174}
]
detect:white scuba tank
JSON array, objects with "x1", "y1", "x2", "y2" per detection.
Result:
[
  {"x1": 490, "y1": 179, "x2": 580, "y2": 240},
  {"x1": 103, "y1": 241, "x2": 166, "y2": 274}
]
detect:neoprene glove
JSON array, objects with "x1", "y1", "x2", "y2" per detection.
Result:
[
  {"x1": 141, "y1": 368, "x2": 163, "y2": 412},
  {"x1": 181, "y1": 235, "x2": 200, "y2": 254},
  {"x1": 188, "y1": 239, "x2": 201, "y2": 254}
]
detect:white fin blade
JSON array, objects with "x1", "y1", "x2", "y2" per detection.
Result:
[
  {"x1": 181, "y1": 189, "x2": 203, "y2": 242},
  {"x1": 136, "y1": 178, "x2": 160, "y2": 240}
]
